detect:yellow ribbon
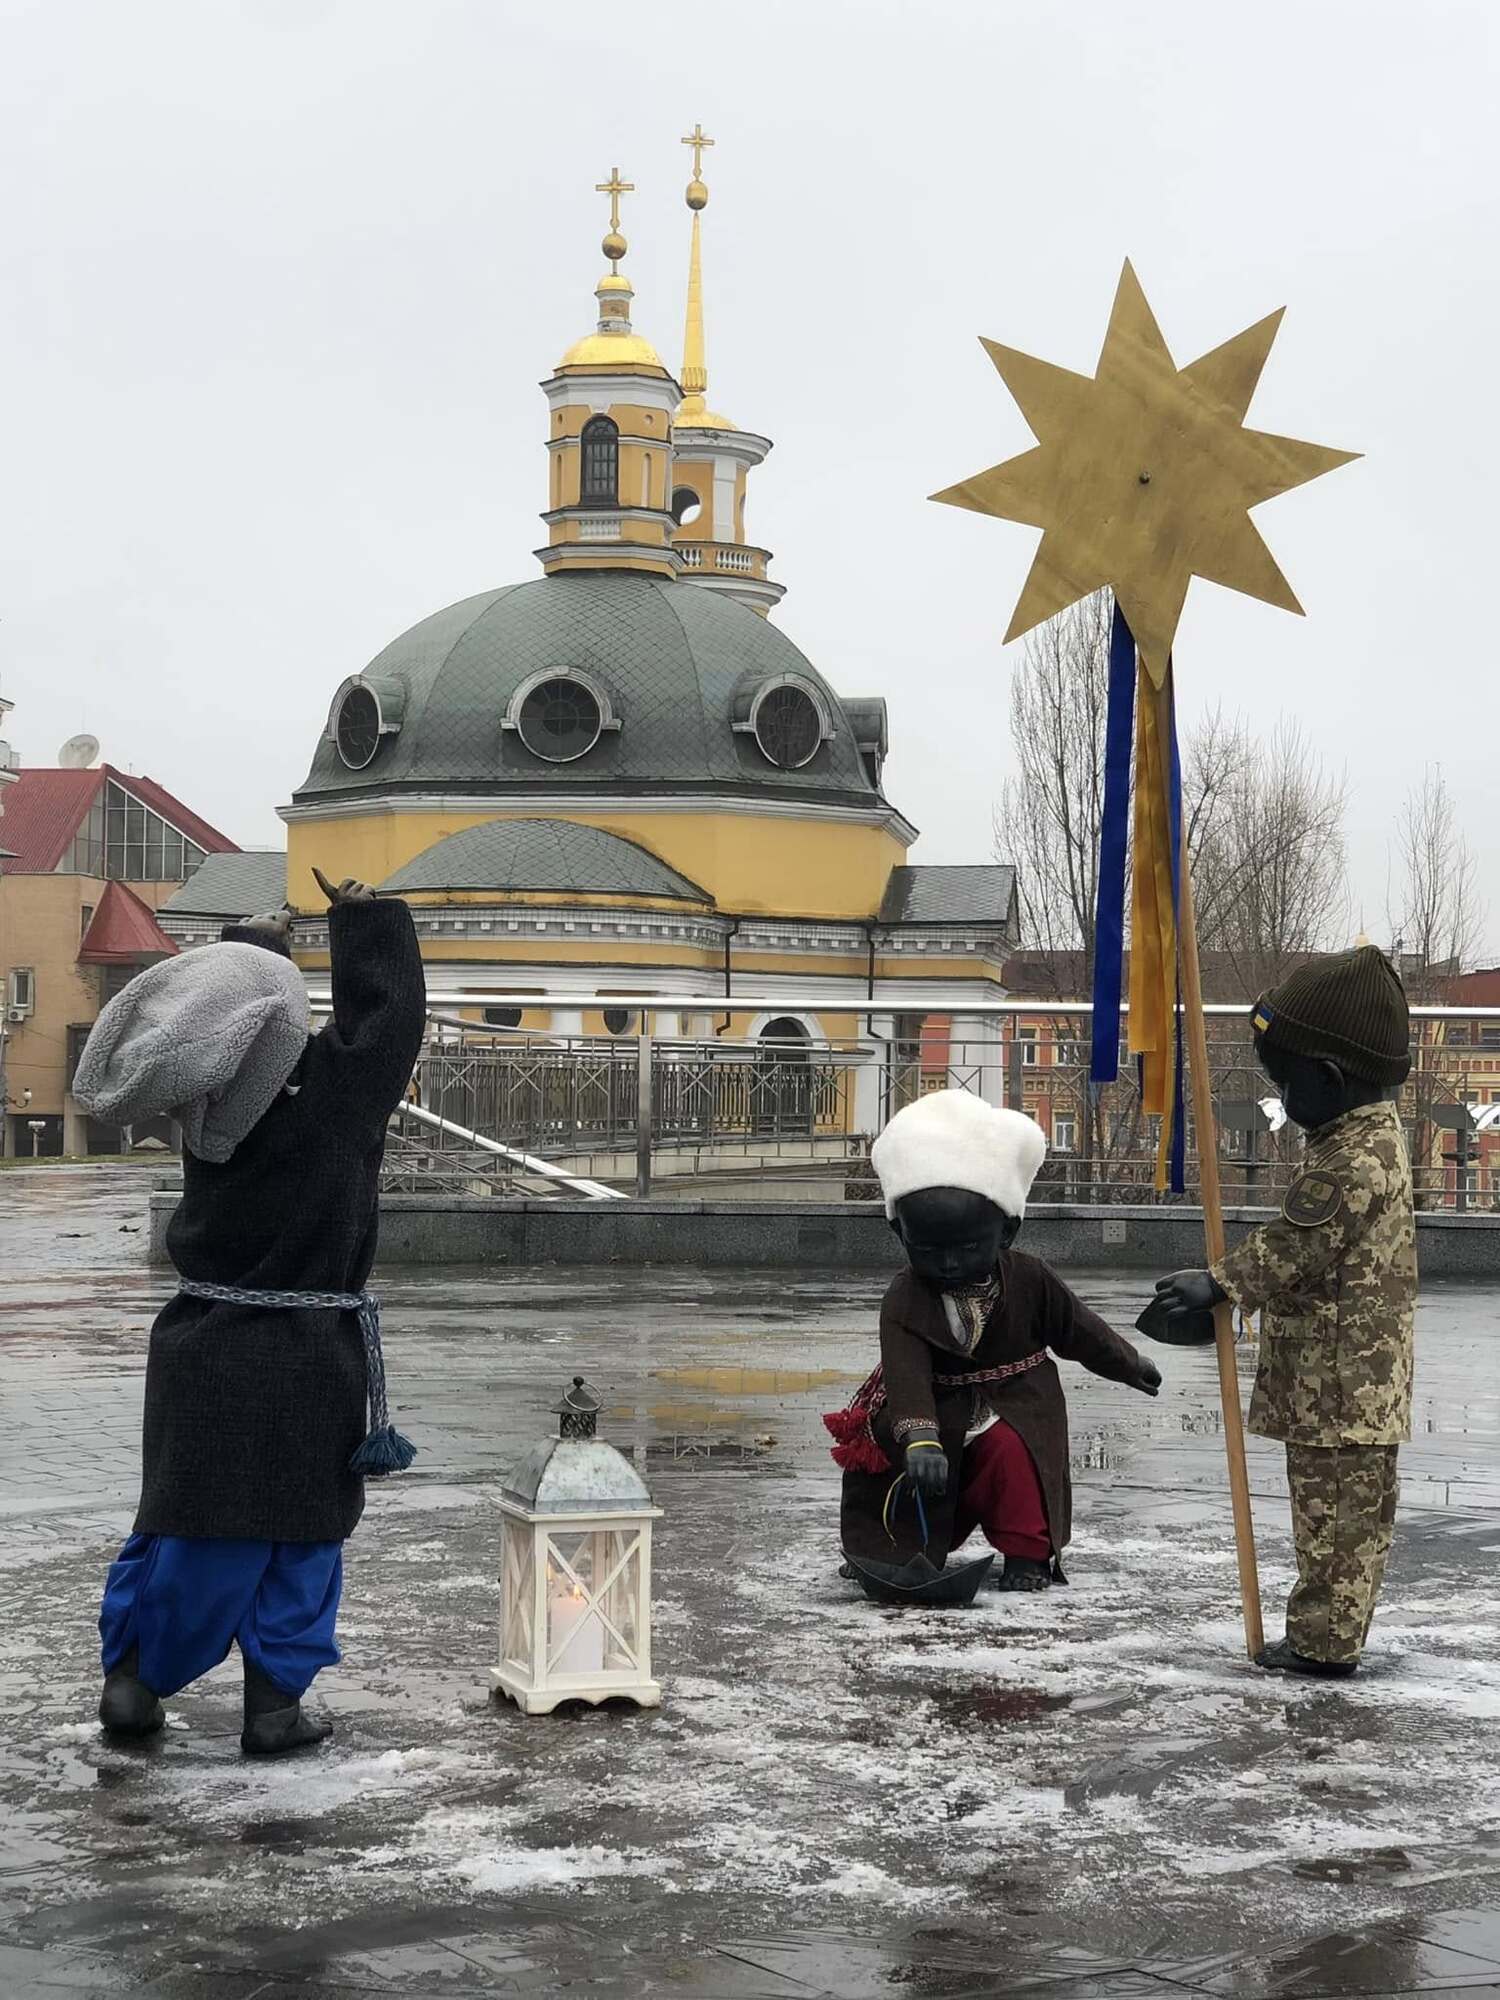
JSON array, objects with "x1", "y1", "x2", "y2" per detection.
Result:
[{"x1": 1127, "y1": 658, "x2": 1180, "y2": 1191}]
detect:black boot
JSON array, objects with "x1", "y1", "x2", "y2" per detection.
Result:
[
  {"x1": 99, "y1": 1646, "x2": 165, "y2": 1738},
  {"x1": 997, "y1": 1555, "x2": 1052, "y2": 1594},
  {"x1": 240, "y1": 1659, "x2": 332, "y2": 1757},
  {"x1": 1255, "y1": 1637, "x2": 1358, "y2": 1680}
]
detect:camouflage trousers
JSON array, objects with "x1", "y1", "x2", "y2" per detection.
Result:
[{"x1": 1284, "y1": 1443, "x2": 1399, "y2": 1665}]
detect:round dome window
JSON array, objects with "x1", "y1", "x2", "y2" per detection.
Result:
[
  {"x1": 753, "y1": 681, "x2": 824, "y2": 770},
  {"x1": 335, "y1": 684, "x2": 382, "y2": 770},
  {"x1": 516, "y1": 676, "x2": 605, "y2": 763}
]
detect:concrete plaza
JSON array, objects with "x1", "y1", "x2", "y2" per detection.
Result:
[{"x1": 4, "y1": 1166, "x2": 1500, "y2": 1997}]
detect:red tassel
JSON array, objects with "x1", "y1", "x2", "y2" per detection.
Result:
[{"x1": 822, "y1": 1408, "x2": 891, "y2": 1476}]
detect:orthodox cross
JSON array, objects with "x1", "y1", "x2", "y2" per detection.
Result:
[
  {"x1": 595, "y1": 167, "x2": 635, "y2": 235},
  {"x1": 681, "y1": 123, "x2": 714, "y2": 178}
]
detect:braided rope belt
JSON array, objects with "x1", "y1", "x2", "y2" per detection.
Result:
[{"x1": 177, "y1": 1279, "x2": 416, "y2": 1476}]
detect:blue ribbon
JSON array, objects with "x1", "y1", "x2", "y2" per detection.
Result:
[{"x1": 1090, "y1": 601, "x2": 1139, "y2": 1084}]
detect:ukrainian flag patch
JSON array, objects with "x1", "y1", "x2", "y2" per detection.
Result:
[{"x1": 1252, "y1": 1007, "x2": 1273, "y2": 1033}]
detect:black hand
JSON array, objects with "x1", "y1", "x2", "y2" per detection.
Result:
[
  {"x1": 1132, "y1": 1357, "x2": 1163, "y2": 1397},
  {"x1": 904, "y1": 1443, "x2": 949, "y2": 1498},
  {"x1": 1154, "y1": 1269, "x2": 1226, "y2": 1318},
  {"x1": 313, "y1": 866, "x2": 376, "y2": 907}
]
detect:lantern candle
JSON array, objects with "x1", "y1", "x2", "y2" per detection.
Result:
[{"x1": 548, "y1": 1575, "x2": 605, "y2": 1676}]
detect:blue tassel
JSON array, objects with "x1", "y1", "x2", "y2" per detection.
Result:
[{"x1": 349, "y1": 1425, "x2": 418, "y2": 1477}]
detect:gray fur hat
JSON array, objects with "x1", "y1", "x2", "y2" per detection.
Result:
[{"x1": 73, "y1": 942, "x2": 310, "y2": 1163}]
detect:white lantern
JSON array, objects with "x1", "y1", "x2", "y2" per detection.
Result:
[{"x1": 491, "y1": 1376, "x2": 663, "y2": 1715}]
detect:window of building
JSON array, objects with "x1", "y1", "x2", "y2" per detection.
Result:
[
  {"x1": 1018, "y1": 1028, "x2": 1038, "y2": 1066},
  {"x1": 1447, "y1": 1023, "x2": 1472, "y2": 1046},
  {"x1": 603, "y1": 1008, "x2": 637, "y2": 1036},
  {"x1": 580, "y1": 417, "x2": 619, "y2": 505},
  {"x1": 504, "y1": 668, "x2": 618, "y2": 765},
  {"x1": 749, "y1": 679, "x2": 825, "y2": 771},
  {"x1": 483, "y1": 1007, "x2": 523, "y2": 1030},
  {"x1": 517, "y1": 677, "x2": 603, "y2": 762},
  {"x1": 80, "y1": 904, "x2": 95, "y2": 942},
  {"x1": 670, "y1": 485, "x2": 703, "y2": 526},
  {"x1": 61, "y1": 781, "x2": 205, "y2": 882},
  {"x1": 1483, "y1": 1025, "x2": 1500, "y2": 1048},
  {"x1": 1053, "y1": 1115, "x2": 1077, "y2": 1154},
  {"x1": 7, "y1": 966, "x2": 35, "y2": 1015}
]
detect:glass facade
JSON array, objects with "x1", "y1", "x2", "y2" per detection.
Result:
[{"x1": 58, "y1": 781, "x2": 206, "y2": 882}]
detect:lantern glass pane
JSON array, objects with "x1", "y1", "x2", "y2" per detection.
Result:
[
  {"x1": 546, "y1": 1532, "x2": 603, "y2": 1676},
  {"x1": 501, "y1": 1525, "x2": 535, "y2": 1668},
  {"x1": 599, "y1": 1528, "x2": 642, "y2": 1671}
]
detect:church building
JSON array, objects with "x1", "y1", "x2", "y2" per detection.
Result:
[{"x1": 181, "y1": 137, "x2": 1017, "y2": 1077}]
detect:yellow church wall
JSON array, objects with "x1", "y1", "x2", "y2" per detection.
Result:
[{"x1": 287, "y1": 810, "x2": 905, "y2": 920}]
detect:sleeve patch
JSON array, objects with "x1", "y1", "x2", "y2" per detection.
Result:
[{"x1": 1282, "y1": 1170, "x2": 1344, "y2": 1228}]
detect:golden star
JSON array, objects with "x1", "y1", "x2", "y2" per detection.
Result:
[{"x1": 931, "y1": 260, "x2": 1359, "y2": 685}]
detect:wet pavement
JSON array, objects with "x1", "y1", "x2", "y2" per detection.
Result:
[{"x1": 4, "y1": 1165, "x2": 1500, "y2": 1997}]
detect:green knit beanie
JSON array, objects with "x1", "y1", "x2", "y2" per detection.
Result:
[{"x1": 1252, "y1": 946, "x2": 1412, "y2": 1086}]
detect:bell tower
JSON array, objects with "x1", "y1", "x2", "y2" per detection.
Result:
[
  {"x1": 538, "y1": 169, "x2": 683, "y2": 581},
  {"x1": 669, "y1": 127, "x2": 784, "y2": 616}
]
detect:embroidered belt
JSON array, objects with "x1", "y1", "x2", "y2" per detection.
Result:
[
  {"x1": 823, "y1": 1350, "x2": 1047, "y2": 1474},
  {"x1": 175, "y1": 1279, "x2": 416, "y2": 1477}
]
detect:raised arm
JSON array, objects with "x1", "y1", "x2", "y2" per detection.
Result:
[{"x1": 320, "y1": 891, "x2": 427, "y2": 1120}]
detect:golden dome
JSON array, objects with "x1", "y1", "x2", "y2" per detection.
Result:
[
  {"x1": 602, "y1": 229, "x2": 627, "y2": 263},
  {"x1": 676, "y1": 395, "x2": 736, "y2": 430},
  {"x1": 558, "y1": 330, "x2": 666, "y2": 370}
]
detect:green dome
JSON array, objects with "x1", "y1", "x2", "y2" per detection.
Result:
[
  {"x1": 379, "y1": 818, "x2": 708, "y2": 902},
  {"x1": 294, "y1": 572, "x2": 881, "y2": 809}
]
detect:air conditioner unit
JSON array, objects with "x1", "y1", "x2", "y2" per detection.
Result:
[{"x1": 6, "y1": 1007, "x2": 29, "y2": 1024}]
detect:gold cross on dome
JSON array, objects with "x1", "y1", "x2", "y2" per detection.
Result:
[
  {"x1": 595, "y1": 167, "x2": 634, "y2": 235},
  {"x1": 681, "y1": 123, "x2": 714, "y2": 178}
]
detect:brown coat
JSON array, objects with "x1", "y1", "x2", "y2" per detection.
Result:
[{"x1": 839, "y1": 1252, "x2": 1145, "y2": 1567}]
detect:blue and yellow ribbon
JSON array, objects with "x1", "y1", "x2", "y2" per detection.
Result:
[{"x1": 1090, "y1": 601, "x2": 1187, "y2": 1194}]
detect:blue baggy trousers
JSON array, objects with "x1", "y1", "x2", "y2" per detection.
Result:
[{"x1": 100, "y1": 1534, "x2": 342, "y2": 1700}]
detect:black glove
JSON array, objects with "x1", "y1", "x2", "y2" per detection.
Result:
[
  {"x1": 903, "y1": 1441, "x2": 949, "y2": 1498},
  {"x1": 1127, "y1": 1355, "x2": 1163, "y2": 1397},
  {"x1": 1154, "y1": 1270, "x2": 1227, "y2": 1320}
]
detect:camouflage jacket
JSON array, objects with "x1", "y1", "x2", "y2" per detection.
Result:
[{"x1": 1211, "y1": 1099, "x2": 1416, "y2": 1447}]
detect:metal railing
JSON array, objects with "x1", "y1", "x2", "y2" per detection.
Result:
[{"x1": 366, "y1": 994, "x2": 1500, "y2": 1210}]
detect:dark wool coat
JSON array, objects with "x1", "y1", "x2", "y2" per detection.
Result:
[
  {"x1": 840, "y1": 1252, "x2": 1147, "y2": 1568},
  {"x1": 134, "y1": 900, "x2": 426, "y2": 1544}
]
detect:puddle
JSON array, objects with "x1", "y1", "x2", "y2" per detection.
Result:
[{"x1": 652, "y1": 1366, "x2": 852, "y2": 1394}]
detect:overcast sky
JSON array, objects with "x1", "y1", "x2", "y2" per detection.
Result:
[{"x1": 1, "y1": 0, "x2": 1495, "y2": 952}]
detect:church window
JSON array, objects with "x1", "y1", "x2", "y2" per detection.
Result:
[
  {"x1": 335, "y1": 685, "x2": 382, "y2": 769},
  {"x1": 517, "y1": 678, "x2": 603, "y2": 762},
  {"x1": 603, "y1": 1008, "x2": 637, "y2": 1035},
  {"x1": 484, "y1": 1007, "x2": 523, "y2": 1030},
  {"x1": 506, "y1": 668, "x2": 618, "y2": 764},
  {"x1": 671, "y1": 486, "x2": 703, "y2": 526},
  {"x1": 748, "y1": 677, "x2": 828, "y2": 771},
  {"x1": 580, "y1": 417, "x2": 619, "y2": 505}
]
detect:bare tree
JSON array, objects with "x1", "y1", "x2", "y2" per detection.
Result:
[
  {"x1": 1388, "y1": 765, "x2": 1483, "y2": 1000},
  {"x1": 1191, "y1": 718, "x2": 1351, "y2": 991},
  {"x1": 992, "y1": 591, "x2": 1113, "y2": 999}
]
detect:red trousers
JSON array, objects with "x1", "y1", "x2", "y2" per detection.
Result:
[{"x1": 952, "y1": 1420, "x2": 1051, "y2": 1561}]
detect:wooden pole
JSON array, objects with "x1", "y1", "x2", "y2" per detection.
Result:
[{"x1": 1158, "y1": 669, "x2": 1265, "y2": 1660}]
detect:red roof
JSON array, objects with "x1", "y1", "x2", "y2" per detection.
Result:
[
  {"x1": 78, "y1": 881, "x2": 179, "y2": 965},
  {"x1": 0, "y1": 764, "x2": 237, "y2": 873}
]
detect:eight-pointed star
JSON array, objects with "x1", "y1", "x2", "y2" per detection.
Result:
[{"x1": 931, "y1": 260, "x2": 1359, "y2": 686}]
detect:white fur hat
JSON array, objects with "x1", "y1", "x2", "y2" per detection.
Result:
[{"x1": 870, "y1": 1090, "x2": 1047, "y2": 1221}]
